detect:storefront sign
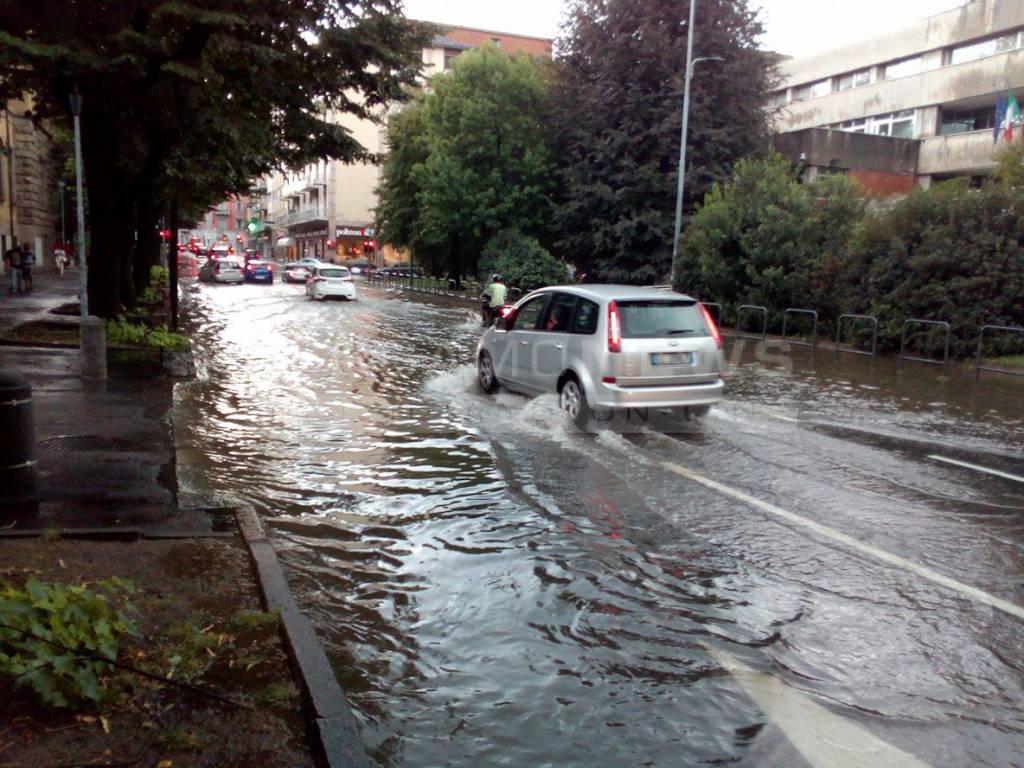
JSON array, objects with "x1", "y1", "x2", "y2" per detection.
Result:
[{"x1": 336, "y1": 226, "x2": 375, "y2": 238}]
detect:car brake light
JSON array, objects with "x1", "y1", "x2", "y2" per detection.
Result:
[
  {"x1": 601, "y1": 376, "x2": 616, "y2": 384},
  {"x1": 608, "y1": 300, "x2": 622, "y2": 353},
  {"x1": 699, "y1": 303, "x2": 723, "y2": 349}
]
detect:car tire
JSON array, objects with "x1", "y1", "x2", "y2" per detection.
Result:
[
  {"x1": 477, "y1": 351, "x2": 499, "y2": 394},
  {"x1": 558, "y1": 375, "x2": 591, "y2": 429}
]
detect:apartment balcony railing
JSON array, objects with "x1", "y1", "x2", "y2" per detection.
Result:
[
  {"x1": 918, "y1": 128, "x2": 1001, "y2": 175},
  {"x1": 278, "y1": 206, "x2": 328, "y2": 228}
]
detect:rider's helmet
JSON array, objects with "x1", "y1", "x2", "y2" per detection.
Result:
[{"x1": 492, "y1": 273, "x2": 503, "y2": 282}]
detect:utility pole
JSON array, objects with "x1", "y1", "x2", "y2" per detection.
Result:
[
  {"x1": 670, "y1": 0, "x2": 722, "y2": 283},
  {"x1": 69, "y1": 90, "x2": 88, "y2": 318}
]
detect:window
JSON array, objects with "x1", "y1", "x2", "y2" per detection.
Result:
[
  {"x1": 939, "y1": 105, "x2": 997, "y2": 135},
  {"x1": 793, "y1": 80, "x2": 829, "y2": 102},
  {"x1": 835, "y1": 68, "x2": 871, "y2": 92},
  {"x1": 571, "y1": 299, "x2": 599, "y2": 335},
  {"x1": 616, "y1": 301, "x2": 710, "y2": 339},
  {"x1": 882, "y1": 57, "x2": 922, "y2": 80},
  {"x1": 839, "y1": 118, "x2": 867, "y2": 133},
  {"x1": 511, "y1": 295, "x2": 549, "y2": 331},
  {"x1": 771, "y1": 90, "x2": 788, "y2": 107},
  {"x1": 541, "y1": 293, "x2": 577, "y2": 333},
  {"x1": 443, "y1": 49, "x2": 461, "y2": 70},
  {"x1": 948, "y1": 30, "x2": 1022, "y2": 65}
]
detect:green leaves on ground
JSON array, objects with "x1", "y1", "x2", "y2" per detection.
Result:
[
  {"x1": 106, "y1": 317, "x2": 188, "y2": 350},
  {"x1": 0, "y1": 579, "x2": 137, "y2": 709}
]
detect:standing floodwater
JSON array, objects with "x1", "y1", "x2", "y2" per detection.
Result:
[{"x1": 175, "y1": 280, "x2": 1024, "y2": 767}]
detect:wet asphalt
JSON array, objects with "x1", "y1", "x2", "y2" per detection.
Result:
[{"x1": 174, "y1": 278, "x2": 1024, "y2": 768}]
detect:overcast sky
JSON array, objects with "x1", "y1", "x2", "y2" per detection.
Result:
[{"x1": 403, "y1": 0, "x2": 964, "y2": 58}]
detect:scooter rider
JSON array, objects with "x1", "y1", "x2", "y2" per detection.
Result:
[{"x1": 481, "y1": 273, "x2": 507, "y2": 326}]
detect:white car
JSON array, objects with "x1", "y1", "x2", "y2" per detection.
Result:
[
  {"x1": 306, "y1": 265, "x2": 357, "y2": 301},
  {"x1": 198, "y1": 257, "x2": 244, "y2": 284}
]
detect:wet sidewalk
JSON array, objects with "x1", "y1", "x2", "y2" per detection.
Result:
[{"x1": 0, "y1": 270, "x2": 211, "y2": 534}]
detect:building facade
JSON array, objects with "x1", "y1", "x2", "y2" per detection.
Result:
[
  {"x1": 770, "y1": 0, "x2": 1024, "y2": 191},
  {"x1": 1, "y1": 98, "x2": 60, "y2": 272},
  {"x1": 264, "y1": 24, "x2": 553, "y2": 263}
]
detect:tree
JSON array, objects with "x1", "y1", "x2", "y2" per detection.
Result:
[
  {"x1": 377, "y1": 44, "x2": 555, "y2": 281},
  {"x1": 676, "y1": 151, "x2": 865, "y2": 325},
  {"x1": 551, "y1": 0, "x2": 776, "y2": 284},
  {"x1": 0, "y1": 1, "x2": 429, "y2": 316},
  {"x1": 479, "y1": 229, "x2": 568, "y2": 292}
]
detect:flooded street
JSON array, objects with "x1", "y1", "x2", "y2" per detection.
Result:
[{"x1": 175, "y1": 280, "x2": 1024, "y2": 768}]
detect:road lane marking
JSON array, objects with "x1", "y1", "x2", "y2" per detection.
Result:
[
  {"x1": 926, "y1": 455, "x2": 1024, "y2": 486},
  {"x1": 703, "y1": 643, "x2": 933, "y2": 768},
  {"x1": 658, "y1": 460, "x2": 1024, "y2": 621}
]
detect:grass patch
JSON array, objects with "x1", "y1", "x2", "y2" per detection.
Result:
[
  {"x1": 226, "y1": 610, "x2": 280, "y2": 634},
  {"x1": 988, "y1": 354, "x2": 1024, "y2": 368},
  {"x1": 155, "y1": 726, "x2": 211, "y2": 752},
  {"x1": 252, "y1": 681, "x2": 298, "y2": 709}
]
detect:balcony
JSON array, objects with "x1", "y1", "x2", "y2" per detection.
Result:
[
  {"x1": 277, "y1": 206, "x2": 328, "y2": 228},
  {"x1": 919, "y1": 128, "x2": 1000, "y2": 175}
]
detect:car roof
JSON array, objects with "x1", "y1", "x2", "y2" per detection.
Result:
[{"x1": 525, "y1": 284, "x2": 697, "y2": 303}]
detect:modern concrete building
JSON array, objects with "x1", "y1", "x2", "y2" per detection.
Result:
[
  {"x1": 770, "y1": 0, "x2": 1024, "y2": 192},
  {"x1": 1, "y1": 97, "x2": 60, "y2": 272},
  {"x1": 265, "y1": 24, "x2": 553, "y2": 263}
]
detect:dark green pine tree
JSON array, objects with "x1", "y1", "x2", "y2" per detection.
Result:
[{"x1": 551, "y1": 0, "x2": 776, "y2": 284}]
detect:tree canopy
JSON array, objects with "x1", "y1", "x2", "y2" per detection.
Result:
[
  {"x1": 551, "y1": 0, "x2": 776, "y2": 284},
  {"x1": 0, "y1": 0, "x2": 429, "y2": 316},
  {"x1": 376, "y1": 44, "x2": 554, "y2": 280}
]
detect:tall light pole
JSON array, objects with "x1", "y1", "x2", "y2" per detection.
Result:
[
  {"x1": 69, "y1": 90, "x2": 88, "y2": 318},
  {"x1": 670, "y1": 0, "x2": 722, "y2": 282},
  {"x1": 57, "y1": 180, "x2": 66, "y2": 246}
]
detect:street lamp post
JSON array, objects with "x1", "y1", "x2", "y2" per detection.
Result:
[
  {"x1": 670, "y1": 0, "x2": 722, "y2": 282},
  {"x1": 69, "y1": 90, "x2": 88, "y2": 319},
  {"x1": 57, "y1": 181, "x2": 66, "y2": 246}
]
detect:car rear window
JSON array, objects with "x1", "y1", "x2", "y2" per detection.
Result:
[
  {"x1": 572, "y1": 298, "x2": 599, "y2": 334},
  {"x1": 219, "y1": 260, "x2": 241, "y2": 269},
  {"x1": 617, "y1": 300, "x2": 708, "y2": 339},
  {"x1": 318, "y1": 268, "x2": 350, "y2": 278}
]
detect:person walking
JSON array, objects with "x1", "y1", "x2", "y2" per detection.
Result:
[
  {"x1": 4, "y1": 244, "x2": 22, "y2": 294},
  {"x1": 54, "y1": 245, "x2": 68, "y2": 275},
  {"x1": 20, "y1": 246, "x2": 34, "y2": 292}
]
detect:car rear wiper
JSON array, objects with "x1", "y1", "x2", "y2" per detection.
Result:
[{"x1": 665, "y1": 329, "x2": 697, "y2": 335}]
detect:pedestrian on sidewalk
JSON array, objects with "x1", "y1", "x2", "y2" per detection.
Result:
[
  {"x1": 4, "y1": 244, "x2": 23, "y2": 294},
  {"x1": 20, "y1": 247, "x2": 34, "y2": 292},
  {"x1": 54, "y1": 245, "x2": 68, "y2": 275}
]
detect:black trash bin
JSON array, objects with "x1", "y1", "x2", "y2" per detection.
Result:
[{"x1": 0, "y1": 373, "x2": 38, "y2": 508}]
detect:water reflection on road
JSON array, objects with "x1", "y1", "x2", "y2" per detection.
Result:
[{"x1": 176, "y1": 280, "x2": 1024, "y2": 767}]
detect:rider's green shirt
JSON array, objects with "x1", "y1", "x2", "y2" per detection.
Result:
[{"x1": 485, "y1": 282, "x2": 507, "y2": 308}]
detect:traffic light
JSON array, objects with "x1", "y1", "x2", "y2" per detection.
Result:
[
  {"x1": 363, "y1": 239, "x2": 375, "y2": 254},
  {"x1": 159, "y1": 229, "x2": 171, "y2": 241}
]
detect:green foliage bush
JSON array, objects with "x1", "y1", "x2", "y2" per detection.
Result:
[
  {"x1": 677, "y1": 149, "x2": 1024, "y2": 358},
  {"x1": 0, "y1": 578, "x2": 137, "y2": 709},
  {"x1": 106, "y1": 316, "x2": 189, "y2": 350},
  {"x1": 479, "y1": 230, "x2": 570, "y2": 293}
]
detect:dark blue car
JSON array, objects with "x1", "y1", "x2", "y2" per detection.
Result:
[{"x1": 243, "y1": 259, "x2": 274, "y2": 284}]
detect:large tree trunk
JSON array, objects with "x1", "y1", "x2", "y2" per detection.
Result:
[
  {"x1": 82, "y1": 114, "x2": 135, "y2": 319},
  {"x1": 168, "y1": 199, "x2": 179, "y2": 331},
  {"x1": 132, "y1": 192, "x2": 158, "y2": 299}
]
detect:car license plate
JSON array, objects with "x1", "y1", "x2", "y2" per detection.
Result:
[{"x1": 651, "y1": 352, "x2": 693, "y2": 366}]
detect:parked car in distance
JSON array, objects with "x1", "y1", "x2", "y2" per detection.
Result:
[
  {"x1": 378, "y1": 265, "x2": 424, "y2": 278},
  {"x1": 243, "y1": 259, "x2": 274, "y2": 284},
  {"x1": 476, "y1": 285, "x2": 724, "y2": 427},
  {"x1": 177, "y1": 252, "x2": 200, "y2": 279},
  {"x1": 198, "y1": 257, "x2": 244, "y2": 284},
  {"x1": 211, "y1": 243, "x2": 234, "y2": 258},
  {"x1": 306, "y1": 265, "x2": 357, "y2": 301}
]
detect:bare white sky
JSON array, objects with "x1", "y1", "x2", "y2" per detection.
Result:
[{"x1": 403, "y1": 0, "x2": 964, "y2": 58}]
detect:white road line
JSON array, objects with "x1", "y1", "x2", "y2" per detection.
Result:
[
  {"x1": 926, "y1": 454, "x2": 1024, "y2": 486},
  {"x1": 658, "y1": 460, "x2": 1024, "y2": 621},
  {"x1": 703, "y1": 643, "x2": 933, "y2": 768}
]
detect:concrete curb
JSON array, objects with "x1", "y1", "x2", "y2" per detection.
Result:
[{"x1": 236, "y1": 506, "x2": 368, "y2": 768}]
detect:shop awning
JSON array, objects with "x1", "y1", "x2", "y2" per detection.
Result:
[{"x1": 274, "y1": 237, "x2": 296, "y2": 247}]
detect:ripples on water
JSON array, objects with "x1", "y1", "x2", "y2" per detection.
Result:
[{"x1": 177, "y1": 283, "x2": 1024, "y2": 768}]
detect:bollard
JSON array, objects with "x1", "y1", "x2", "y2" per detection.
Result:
[
  {"x1": 80, "y1": 315, "x2": 107, "y2": 380},
  {"x1": 0, "y1": 373, "x2": 39, "y2": 508}
]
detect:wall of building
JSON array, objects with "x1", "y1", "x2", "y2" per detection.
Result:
[
  {"x1": 918, "y1": 128, "x2": 1004, "y2": 175},
  {"x1": 1, "y1": 98, "x2": 59, "y2": 272},
  {"x1": 778, "y1": 0, "x2": 1024, "y2": 88},
  {"x1": 440, "y1": 27, "x2": 552, "y2": 58}
]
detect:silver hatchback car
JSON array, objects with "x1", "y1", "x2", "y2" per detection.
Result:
[{"x1": 476, "y1": 285, "x2": 724, "y2": 426}]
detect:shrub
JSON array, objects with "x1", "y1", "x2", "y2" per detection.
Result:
[
  {"x1": 676, "y1": 151, "x2": 865, "y2": 328},
  {"x1": 479, "y1": 229, "x2": 570, "y2": 292},
  {"x1": 0, "y1": 578, "x2": 137, "y2": 709},
  {"x1": 845, "y1": 179, "x2": 1024, "y2": 357},
  {"x1": 106, "y1": 316, "x2": 189, "y2": 350}
]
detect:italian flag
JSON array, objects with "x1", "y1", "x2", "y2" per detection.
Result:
[{"x1": 1004, "y1": 94, "x2": 1022, "y2": 142}]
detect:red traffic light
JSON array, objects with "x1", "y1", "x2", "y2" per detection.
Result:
[{"x1": 159, "y1": 229, "x2": 171, "y2": 240}]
